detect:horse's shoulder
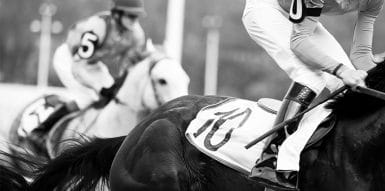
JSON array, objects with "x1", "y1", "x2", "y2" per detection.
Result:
[
  {"x1": 140, "y1": 119, "x2": 182, "y2": 151},
  {"x1": 110, "y1": 118, "x2": 192, "y2": 190}
]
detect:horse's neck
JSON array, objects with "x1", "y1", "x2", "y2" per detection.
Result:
[
  {"x1": 116, "y1": 59, "x2": 149, "y2": 110},
  {"x1": 92, "y1": 102, "x2": 148, "y2": 138},
  {"x1": 302, "y1": 107, "x2": 385, "y2": 190}
]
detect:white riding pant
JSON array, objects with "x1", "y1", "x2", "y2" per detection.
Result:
[
  {"x1": 242, "y1": 0, "x2": 354, "y2": 171},
  {"x1": 53, "y1": 44, "x2": 113, "y2": 109}
]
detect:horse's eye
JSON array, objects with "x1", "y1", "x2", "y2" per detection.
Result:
[{"x1": 158, "y1": 79, "x2": 167, "y2": 86}]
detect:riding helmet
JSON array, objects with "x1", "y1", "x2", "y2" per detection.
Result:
[{"x1": 112, "y1": 0, "x2": 146, "y2": 16}]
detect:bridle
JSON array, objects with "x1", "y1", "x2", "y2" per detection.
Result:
[
  {"x1": 140, "y1": 53, "x2": 169, "y2": 109},
  {"x1": 103, "y1": 50, "x2": 168, "y2": 111}
]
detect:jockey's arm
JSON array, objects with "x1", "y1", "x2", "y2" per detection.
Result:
[
  {"x1": 66, "y1": 14, "x2": 108, "y2": 62},
  {"x1": 64, "y1": 14, "x2": 114, "y2": 94},
  {"x1": 349, "y1": 0, "x2": 384, "y2": 70},
  {"x1": 290, "y1": 16, "x2": 342, "y2": 74},
  {"x1": 289, "y1": 3, "x2": 368, "y2": 88}
]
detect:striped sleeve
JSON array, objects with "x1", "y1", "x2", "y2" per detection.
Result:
[
  {"x1": 289, "y1": 0, "x2": 324, "y2": 23},
  {"x1": 65, "y1": 15, "x2": 107, "y2": 61},
  {"x1": 349, "y1": 0, "x2": 384, "y2": 70}
]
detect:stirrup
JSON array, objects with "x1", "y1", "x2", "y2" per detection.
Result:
[
  {"x1": 277, "y1": 171, "x2": 298, "y2": 185},
  {"x1": 250, "y1": 164, "x2": 298, "y2": 191}
]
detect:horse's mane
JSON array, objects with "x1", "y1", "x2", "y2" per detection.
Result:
[
  {"x1": 327, "y1": 62, "x2": 385, "y2": 117},
  {"x1": 0, "y1": 164, "x2": 29, "y2": 191},
  {"x1": 29, "y1": 137, "x2": 124, "y2": 191}
]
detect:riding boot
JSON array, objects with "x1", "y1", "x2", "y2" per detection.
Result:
[{"x1": 250, "y1": 82, "x2": 316, "y2": 191}]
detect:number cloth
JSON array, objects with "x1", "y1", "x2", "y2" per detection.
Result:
[{"x1": 185, "y1": 97, "x2": 331, "y2": 173}]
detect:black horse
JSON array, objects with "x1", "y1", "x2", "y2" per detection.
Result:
[
  {"x1": 0, "y1": 165, "x2": 29, "y2": 191},
  {"x1": 4, "y1": 62, "x2": 385, "y2": 191}
]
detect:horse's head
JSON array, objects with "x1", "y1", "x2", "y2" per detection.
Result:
[
  {"x1": 144, "y1": 56, "x2": 190, "y2": 109},
  {"x1": 116, "y1": 40, "x2": 190, "y2": 111}
]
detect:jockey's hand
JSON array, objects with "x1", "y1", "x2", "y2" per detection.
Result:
[
  {"x1": 335, "y1": 65, "x2": 367, "y2": 89},
  {"x1": 373, "y1": 52, "x2": 385, "y2": 64}
]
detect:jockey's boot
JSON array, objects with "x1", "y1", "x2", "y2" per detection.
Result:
[
  {"x1": 250, "y1": 82, "x2": 316, "y2": 191},
  {"x1": 28, "y1": 101, "x2": 79, "y2": 150}
]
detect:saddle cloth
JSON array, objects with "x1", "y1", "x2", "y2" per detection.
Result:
[{"x1": 185, "y1": 97, "x2": 332, "y2": 174}]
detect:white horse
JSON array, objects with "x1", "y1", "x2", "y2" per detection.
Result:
[
  {"x1": 8, "y1": 40, "x2": 190, "y2": 159},
  {"x1": 46, "y1": 41, "x2": 190, "y2": 157}
]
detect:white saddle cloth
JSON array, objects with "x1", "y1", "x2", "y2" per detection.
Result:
[
  {"x1": 185, "y1": 97, "x2": 331, "y2": 174},
  {"x1": 19, "y1": 98, "x2": 56, "y2": 137}
]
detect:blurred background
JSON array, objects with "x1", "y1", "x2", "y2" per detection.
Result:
[{"x1": 1, "y1": 0, "x2": 385, "y2": 103}]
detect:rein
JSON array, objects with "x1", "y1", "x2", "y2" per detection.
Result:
[
  {"x1": 97, "y1": 69, "x2": 129, "y2": 107},
  {"x1": 112, "y1": 69, "x2": 129, "y2": 103},
  {"x1": 245, "y1": 85, "x2": 385, "y2": 149},
  {"x1": 109, "y1": 51, "x2": 167, "y2": 110}
]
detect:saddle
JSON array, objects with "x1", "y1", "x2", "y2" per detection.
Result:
[{"x1": 258, "y1": 98, "x2": 337, "y2": 150}]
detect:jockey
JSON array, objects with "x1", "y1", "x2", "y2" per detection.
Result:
[
  {"x1": 28, "y1": 0, "x2": 146, "y2": 141},
  {"x1": 56, "y1": 0, "x2": 146, "y2": 108},
  {"x1": 243, "y1": 0, "x2": 383, "y2": 189}
]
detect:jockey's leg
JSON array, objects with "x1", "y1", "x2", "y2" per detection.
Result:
[
  {"x1": 249, "y1": 81, "x2": 316, "y2": 190},
  {"x1": 249, "y1": 17, "x2": 354, "y2": 191},
  {"x1": 268, "y1": 82, "x2": 316, "y2": 152},
  {"x1": 275, "y1": 20, "x2": 355, "y2": 174},
  {"x1": 243, "y1": 0, "x2": 352, "y2": 190},
  {"x1": 53, "y1": 43, "x2": 109, "y2": 108},
  {"x1": 243, "y1": 1, "x2": 320, "y2": 189}
]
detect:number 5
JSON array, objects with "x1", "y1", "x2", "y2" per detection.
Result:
[{"x1": 78, "y1": 32, "x2": 98, "y2": 59}]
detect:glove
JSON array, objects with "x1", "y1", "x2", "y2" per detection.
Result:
[
  {"x1": 334, "y1": 64, "x2": 367, "y2": 89},
  {"x1": 373, "y1": 52, "x2": 385, "y2": 64}
]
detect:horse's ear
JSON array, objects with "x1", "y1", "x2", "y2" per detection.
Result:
[{"x1": 146, "y1": 39, "x2": 156, "y2": 52}]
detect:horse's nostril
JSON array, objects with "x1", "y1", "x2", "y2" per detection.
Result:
[{"x1": 158, "y1": 79, "x2": 167, "y2": 85}]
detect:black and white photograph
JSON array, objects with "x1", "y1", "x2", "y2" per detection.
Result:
[{"x1": 1, "y1": 0, "x2": 385, "y2": 190}]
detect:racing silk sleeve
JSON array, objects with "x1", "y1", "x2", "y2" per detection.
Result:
[
  {"x1": 66, "y1": 14, "x2": 108, "y2": 63},
  {"x1": 350, "y1": 0, "x2": 384, "y2": 70},
  {"x1": 63, "y1": 13, "x2": 115, "y2": 93},
  {"x1": 289, "y1": 0, "x2": 343, "y2": 74},
  {"x1": 290, "y1": 16, "x2": 343, "y2": 74}
]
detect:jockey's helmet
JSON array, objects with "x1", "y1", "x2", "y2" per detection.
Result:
[{"x1": 112, "y1": 0, "x2": 146, "y2": 17}]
